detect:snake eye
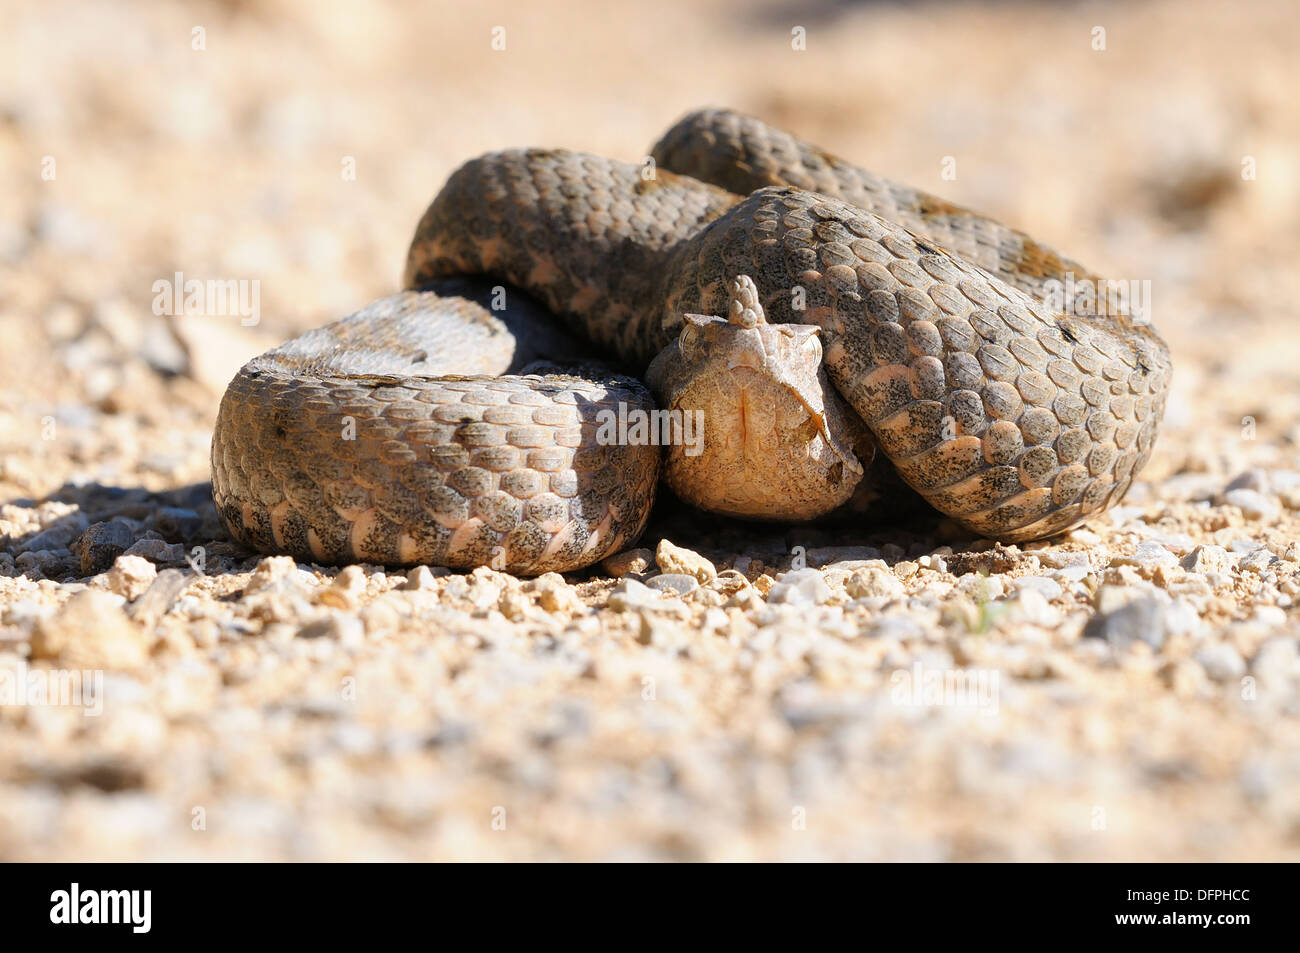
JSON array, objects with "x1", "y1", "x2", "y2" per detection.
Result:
[{"x1": 679, "y1": 326, "x2": 700, "y2": 354}]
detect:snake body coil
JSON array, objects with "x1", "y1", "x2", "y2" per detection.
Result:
[{"x1": 212, "y1": 109, "x2": 1171, "y2": 573}]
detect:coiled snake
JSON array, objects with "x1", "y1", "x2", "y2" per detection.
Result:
[{"x1": 211, "y1": 108, "x2": 1170, "y2": 574}]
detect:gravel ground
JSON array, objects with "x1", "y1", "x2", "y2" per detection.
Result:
[{"x1": 3, "y1": 0, "x2": 1299, "y2": 860}]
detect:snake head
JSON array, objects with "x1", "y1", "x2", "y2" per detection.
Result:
[{"x1": 646, "y1": 275, "x2": 870, "y2": 521}]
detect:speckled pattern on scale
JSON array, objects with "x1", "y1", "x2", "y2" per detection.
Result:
[{"x1": 213, "y1": 109, "x2": 1172, "y2": 574}]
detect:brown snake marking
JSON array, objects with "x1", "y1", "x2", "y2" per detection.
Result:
[{"x1": 211, "y1": 108, "x2": 1171, "y2": 574}]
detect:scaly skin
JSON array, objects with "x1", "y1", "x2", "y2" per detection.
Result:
[
  {"x1": 404, "y1": 149, "x2": 737, "y2": 365},
  {"x1": 212, "y1": 285, "x2": 660, "y2": 573},
  {"x1": 654, "y1": 184, "x2": 1170, "y2": 540},
  {"x1": 650, "y1": 107, "x2": 1098, "y2": 304},
  {"x1": 212, "y1": 109, "x2": 1172, "y2": 572}
]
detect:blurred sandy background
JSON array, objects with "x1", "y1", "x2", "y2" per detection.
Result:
[{"x1": 2, "y1": 0, "x2": 1300, "y2": 860}]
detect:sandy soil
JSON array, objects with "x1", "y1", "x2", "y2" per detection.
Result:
[{"x1": 2, "y1": 0, "x2": 1299, "y2": 860}]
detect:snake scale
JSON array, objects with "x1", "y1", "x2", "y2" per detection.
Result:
[{"x1": 212, "y1": 108, "x2": 1171, "y2": 575}]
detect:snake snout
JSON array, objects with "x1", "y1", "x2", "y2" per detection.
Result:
[{"x1": 724, "y1": 327, "x2": 769, "y2": 372}]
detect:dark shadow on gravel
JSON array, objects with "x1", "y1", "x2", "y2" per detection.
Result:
[
  {"x1": 627, "y1": 481, "x2": 975, "y2": 580},
  {"x1": 1, "y1": 480, "x2": 252, "y2": 583},
  {"x1": 2, "y1": 473, "x2": 990, "y2": 588}
]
